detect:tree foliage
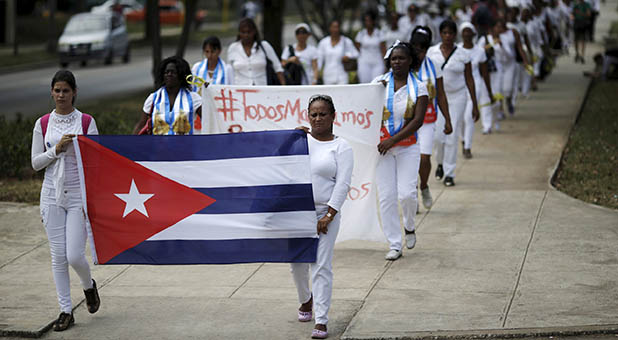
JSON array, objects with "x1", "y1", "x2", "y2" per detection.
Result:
[{"x1": 295, "y1": 0, "x2": 361, "y2": 40}]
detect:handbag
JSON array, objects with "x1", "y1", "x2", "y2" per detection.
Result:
[
  {"x1": 258, "y1": 42, "x2": 281, "y2": 85},
  {"x1": 284, "y1": 45, "x2": 306, "y2": 85},
  {"x1": 342, "y1": 37, "x2": 358, "y2": 72}
]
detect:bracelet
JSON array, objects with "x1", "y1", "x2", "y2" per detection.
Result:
[{"x1": 326, "y1": 212, "x2": 333, "y2": 219}]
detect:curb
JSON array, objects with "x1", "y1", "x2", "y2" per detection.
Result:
[{"x1": 341, "y1": 324, "x2": 618, "y2": 340}]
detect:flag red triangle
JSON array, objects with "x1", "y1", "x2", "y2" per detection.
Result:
[{"x1": 77, "y1": 136, "x2": 216, "y2": 264}]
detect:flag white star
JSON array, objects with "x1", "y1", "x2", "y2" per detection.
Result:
[{"x1": 114, "y1": 179, "x2": 154, "y2": 218}]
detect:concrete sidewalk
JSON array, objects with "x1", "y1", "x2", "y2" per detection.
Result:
[{"x1": 2, "y1": 2, "x2": 618, "y2": 339}]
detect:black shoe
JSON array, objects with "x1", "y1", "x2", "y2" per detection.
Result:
[
  {"x1": 84, "y1": 279, "x2": 100, "y2": 314},
  {"x1": 53, "y1": 312, "x2": 74, "y2": 332},
  {"x1": 435, "y1": 164, "x2": 444, "y2": 180},
  {"x1": 444, "y1": 176, "x2": 455, "y2": 187},
  {"x1": 463, "y1": 149, "x2": 473, "y2": 159}
]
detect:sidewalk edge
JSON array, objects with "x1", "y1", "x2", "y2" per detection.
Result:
[{"x1": 341, "y1": 324, "x2": 618, "y2": 340}]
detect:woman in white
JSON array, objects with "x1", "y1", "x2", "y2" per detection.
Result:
[
  {"x1": 478, "y1": 21, "x2": 506, "y2": 133},
  {"x1": 134, "y1": 56, "x2": 202, "y2": 135},
  {"x1": 428, "y1": 19, "x2": 479, "y2": 187},
  {"x1": 281, "y1": 23, "x2": 319, "y2": 85},
  {"x1": 354, "y1": 9, "x2": 386, "y2": 83},
  {"x1": 31, "y1": 70, "x2": 100, "y2": 332},
  {"x1": 317, "y1": 20, "x2": 359, "y2": 85},
  {"x1": 496, "y1": 17, "x2": 529, "y2": 116},
  {"x1": 459, "y1": 22, "x2": 494, "y2": 159},
  {"x1": 374, "y1": 41, "x2": 428, "y2": 260},
  {"x1": 191, "y1": 36, "x2": 232, "y2": 91},
  {"x1": 227, "y1": 18, "x2": 286, "y2": 85},
  {"x1": 409, "y1": 26, "x2": 453, "y2": 210},
  {"x1": 292, "y1": 95, "x2": 354, "y2": 340}
]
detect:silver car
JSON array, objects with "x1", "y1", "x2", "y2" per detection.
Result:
[{"x1": 58, "y1": 12, "x2": 130, "y2": 67}]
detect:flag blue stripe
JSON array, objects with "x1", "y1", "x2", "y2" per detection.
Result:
[
  {"x1": 85, "y1": 130, "x2": 308, "y2": 161},
  {"x1": 194, "y1": 184, "x2": 316, "y2": 214},
  {"x1": 106, "y1": 238, "x2": 319, "y2": 264}
]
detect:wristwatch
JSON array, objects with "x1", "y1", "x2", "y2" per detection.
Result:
[{"x1": 326, "y1": 212, "x2": 333, "y2": 219}]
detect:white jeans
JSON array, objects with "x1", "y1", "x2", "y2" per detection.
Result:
[
  {"x1": 501, "y1": 59, "x2": 518, "y2": 97},
  {"x1": 290, "y1": 205, "x2": 340, "y2": 325},
  {"x1": 435, "y1": 89, "x2": 467, "y2": 178},
  {"x1": 376, "y1": 143, "x2": 421, "y2": 251},
  {"x1": 484, "y1": 72, "x2": 502, "y2": 132},
  {"x1": 519, "y1": 64, "x2": 531, "y2": 97},
  {"x1": 41, "y1": 187, "x2": 93, "y2": 313},
  {"x1": 462, "y1": 79, "x2": 491, "y2": 148}
]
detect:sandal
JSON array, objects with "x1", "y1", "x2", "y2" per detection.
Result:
[
  {"x1": 311, "y1": 328, "x2": 328, "y2": 339},
  {"x1": 298, "y1": 310, "x2": 312, "y2": 322}
]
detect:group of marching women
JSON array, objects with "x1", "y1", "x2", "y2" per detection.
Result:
[{"x1": 31, "y1": 4, "x2": 569, "y2": 337}]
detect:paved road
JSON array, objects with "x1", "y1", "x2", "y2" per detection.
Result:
[{"x1": 0, "y1": 45, "x2": 204, "y2": 120}]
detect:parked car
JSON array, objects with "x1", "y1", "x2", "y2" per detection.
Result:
[
  {"x1": 125, "y1": 0, "x2": 206, "y2": 26},
  {"x1": 91, "y1": 0, "x2": 143, "y2": 15},
  {"x1": 58, "y1": 12, "x2": 130, "y2": 67}
]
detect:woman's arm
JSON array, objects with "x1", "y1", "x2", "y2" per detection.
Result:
[
  {"x1": 436, "y1": 77, "x2": 453, "y2": 134},
  {"x1": 311, "y1": 59, "x2": 319, "y2": 85},
  {"x1": 380, "y1": 41, "x2": 387, "y2": 59},
  {"x1": 31, "y1": 119, "x2": 59, "y2": 171},
  {"x1": 479, "y1": 61, "x2": 494, "y2": 102},
  {"x1": 464, "y1": 63, "x2": 480, "y2": 121},
  {"x1": 133, "y1": 112, "x2": 149, "y2": 134},
  {"x1": 512, "y1": 29, "x2": 530, "y2": 66}
]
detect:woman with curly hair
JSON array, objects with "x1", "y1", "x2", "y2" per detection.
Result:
[{"x1": 133, "y1": 56, "x2": 202, "y2": 135}]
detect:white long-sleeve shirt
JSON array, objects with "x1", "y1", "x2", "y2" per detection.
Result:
[
  {"x1": 31, "y1": 109, "x2": 98, "y2": 204},
  {"x1": 317, "y1": 36, "x2": 359, "y2": 85},
  {"x1": 307, "y1": 134, "x2": 354, "y2": 212},
  {"x1": 227, "y1": 40, "x2": 283, "y2": 85}
]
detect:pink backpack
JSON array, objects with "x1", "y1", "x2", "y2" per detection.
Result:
[{"x1": 41, "y1": 113, "x2": 92, "y2": 150}]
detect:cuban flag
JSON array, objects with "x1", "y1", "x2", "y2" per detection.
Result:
[{"x1": 74, "y1": 130, "x2": 318, "y2": 265}]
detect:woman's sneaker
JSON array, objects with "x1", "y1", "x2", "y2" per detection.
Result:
[
  {"x1": 444, "y1": 176, "x2": 455, "y2": 187},
  {"x1": 53, "y1": 312, "x2": 74, "y2": 332},
  {"x1": 84, "y1": 279, "x2": 100, "y2": 314},
  {"x1": 435, "y1": 164, "x2": 444, "y2": 180},
  {"x1": 405, "y1": 230, "x2": 416, "y2": 249},
  {"x1": 385, "y1": 249, "x2": 402, "y2": 260}
]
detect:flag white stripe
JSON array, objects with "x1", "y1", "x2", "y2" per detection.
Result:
[
  {"x1": 147, "y1": 211, "x2": 318, "y2": 241},
  {"x1": 137, "y1": 155, "x2": 312, "y2": 188}
]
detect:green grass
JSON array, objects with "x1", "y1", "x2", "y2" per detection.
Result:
[{"x1": 553, "y1": 80, "x2": 618, "y2": 209}]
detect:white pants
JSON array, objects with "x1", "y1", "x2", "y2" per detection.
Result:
[
  {"x1": 501, "y1": 59, "x2": 518, "y2": 98},
  {"x1": 41, "y1": 188, "x2": 93, "y2": 313},
  {"x1": 435, "y1": 89, "x2": 467, "y2": 178},
  {"x1": 485, "y1": 71, "x2": 502, "y2": 131},
  {"x1": 462, "y1": 79, "x2": 491, "y2": 148},
  {"x1": 417, "y1": 122, "x2": 436, "y2": 155},
  {"x1": 357, "y1": 58, "x2": 385, "y2": 83},
  {"x1": 519, "y1": 63, "x2": 532, "y2": 97},
  {"x1": 511, "y1": 63, "x2": 521, "y2": 106},
  {"x1": 290, "y1": 205, "x2": 340, "y2": 326},
  {"x1": 376, "y1": 143, "x2": 421, "y2": 251}
]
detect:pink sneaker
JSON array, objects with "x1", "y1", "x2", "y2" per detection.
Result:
[
  {"x1": 311, "y1": 328, "x2": 328, "y2": 339},
  {"x1": 298, "y1": 310, "x2": 312, "y2": 322}
]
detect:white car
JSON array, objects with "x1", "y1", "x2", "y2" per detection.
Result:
[
  {"x1": 58, "y1": 12, "x2": 130, "y2": 67},
  {"x1": 91, "y1": 0, "x2": 143, "y2": 15}
]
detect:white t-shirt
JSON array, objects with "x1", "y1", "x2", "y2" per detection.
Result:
[
  {"x1": 281, "y1": 43, "x2": 318, "y2": 85},
  {"x1": 427, "y1": 43, "x2": 471, "y2": 94},
  {"x1": 459, "y1": 43, "x2": 487, "y2": 82},
  {"x1": 191, "y1": 57, "x2": 232, "y2": 87},
  {"x1": 307, "y1": 134, "x2": 354, "y2": 212},
  {"x1": 143, "y1": 88, "x2": 202, "y2": 135},
  {"x1": 382, "y1": 27, "x2": 403, "y2": 50},
  {"x1": 227, "y1": 40, "x2": 283, "y2": 85},
  {"x1": 355, "y1": 28, "x2": 385, "y2": 63},
  {"x1": 398, "y1": 14, "x2": 430, "y2": 42},
  {"x1": 317, "y1": 36, "x2": 359, "y2": 85}
]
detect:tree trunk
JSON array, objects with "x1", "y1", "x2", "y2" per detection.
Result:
[
  {"x1": 147, "y1": 0, "x2": 161, "y2": 87},
  {"x1": 262, "y1": 0, "x2": 285, "y2": 56},
  {"x1": 175, "y1": 0, "x2": 197, "y2": 58},
  {"x1": 46, "y1": 0, "x2": 57, "y2": 53}
]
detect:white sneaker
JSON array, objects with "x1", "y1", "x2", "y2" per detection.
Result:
[
  {"x1": 494, "y1": 121, "x2": 500, "y2": 131},
  {"x1": 405, "y1": 231, "x2": 417, "y2": 249},
  {"x1": 385, "y1": 249, "x2": 402, "y2": 260},
  {"x1": 421, "y1": 188, "x2": 433, "y2": 209}
]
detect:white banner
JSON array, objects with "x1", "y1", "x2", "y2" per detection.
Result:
[{"x1": 203, "y1": 84, "x2": 387, "y2": 243}]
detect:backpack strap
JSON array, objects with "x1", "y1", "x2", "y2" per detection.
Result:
[
  {"x1": 81, "y1": 113, "x2": 92, "y2": 135},
  {"x1": 41, "y1": 113, "x2": 51, "y2": 139}
]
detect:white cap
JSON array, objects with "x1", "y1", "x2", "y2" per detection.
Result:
[
  {"x1": 294, "y1": 23, "x2": 311, "y2": 33},
  {"x1": 459, "y1": 22, "x2": 477, "y2": 35}
]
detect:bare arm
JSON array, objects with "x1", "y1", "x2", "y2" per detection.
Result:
[
  {"x1": 479, "y1": 61, "x2": 494, "y2": 102},
  {"x1": 512, "y1": 29, "x2": 530, "y2": 66},
  {"x1": 378, "y1": 96, "x2": 428, "y2": 154},
  {"x1": 311, "y1": 59, "x2": 319, "y2": 85},
  {"x1": 464, "y1": 63, "x2": 480, "y2": 122},
  {"x1": 133, "y1": 112, "x2": 149, "y2": 134},
  {"x1": 436, "y1": 77, "x2": 453, "y2": 134},
  {"x1": 380, "y1": 41, "x2": 387, "y2": 58},
  {"x1": 277, "y1": 71, "x2": 286, "y2": 85}
]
